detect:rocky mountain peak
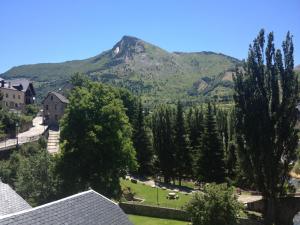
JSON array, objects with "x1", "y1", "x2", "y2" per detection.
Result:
[{"x1": 112, "y1": 35, "x2": 146, "y2": 59}]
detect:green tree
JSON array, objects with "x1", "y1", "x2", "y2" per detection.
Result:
[
  {"x1": 15, "y1": 146, "x2": 57, "y2": 206},
  {"x1": 233, "y1": 30, "x2": 298, "y2": 225},
  {"x1": 117, "y1": 88, "x2": 139, "y2": 127},
  {"x1": 152, "y1": 105, "x2": 175, "y2": 183},
  {"x1": 186, "y1": 183, "x2": 243, "y2": 225},
  {"x1": 133, "y1": 100, "x2": 153, "y2": 175},
  {"x1": 197, "y1": 102, "x2": 225, "y2": 183},
  {"x1": 70, "y1": 72, "x2": 90, "y2": 88},
  {"x1": 57, "y1": 82, "x2": 137, "y2": 198},
  {"x1": 174, "y1": 101, "x2": 192, "y2": 185},
  {"x1": 0, "y1": 139, "x2": 57, "y2": 206},
  {"x1": 187, "y1": 106, "x2": 204, "y2": 178}
]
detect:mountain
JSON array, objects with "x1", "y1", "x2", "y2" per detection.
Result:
[
  {"x1": 295, "y1": 65, "x2": 300, "y2": 72},
  {"x1": 1, "y1": 36, "x2": 241, "y2": 105}
]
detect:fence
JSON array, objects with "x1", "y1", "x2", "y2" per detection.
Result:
[{"x1": 0, "y1": 133, "x2": 45, "y2": 152}]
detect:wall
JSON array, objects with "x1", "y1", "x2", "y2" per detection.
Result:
[
  {"x1": 43, "y1": 93, "x2": 67, "y2": 127},
  {"x1": 119, "y1": 202, "x2": 189, "y2": 221},
  {"x1": 0, "y1": 88, "x2": 25, "y2": 110},
  {"x1": 120, "y1": 202, "x2": 264, "y2": 224}
]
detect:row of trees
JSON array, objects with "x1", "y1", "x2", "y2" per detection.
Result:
[
  {"x1": 55, "y1": 73, "x2": 239, "y2": 198},
  {"x1": 151, "y1": 102, "x2": 228, "y2": 185}
]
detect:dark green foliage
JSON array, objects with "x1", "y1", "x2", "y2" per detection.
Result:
[
  {"x1": 57, "y1": 82, "x2": 137, "y2": 198},
  {"x1": 174, "y1": 101, "x2": 192, "y2": 185},
  {"x1": 70, "y1": 72, "x2": 91, "y2": 88},
  {"x1": 233, "y1": 30, "x2": 298, "y2": 225},
  {"x1": 152, "y1": 105, "x2": 175, "y2": 183},
  {"x1": 24, "y1": 104, "x2": 39, "y2": 117},
  {"x1": 117, "y1": 88, "x2": 139, "y2": 126},
  {"x1": 0, "y1": 140, "x2": 57, "y2": 206},
  {"x1": 197, "y1": 102, "x2": 225, "y2": 183},
  {"x1": 133, "y1": 100, "x2": 153, "y2": 175},
  {"x1": 186, "y1": 183, "x2": 243, "y2": 225},
  {"x1": 186, "y1": 106, "x2": 204, "y2": 178}
]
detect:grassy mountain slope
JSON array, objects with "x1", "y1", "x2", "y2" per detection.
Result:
[{"x1": 1, "y1": 36, "x2": 240, "y2": 105}]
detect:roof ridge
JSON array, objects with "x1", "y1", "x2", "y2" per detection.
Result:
[{"x1": 0, "y1": 190, "x2": 96, "y2": 220}]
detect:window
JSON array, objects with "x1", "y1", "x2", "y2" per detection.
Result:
[
  {"x1": 13, "y1": 94, "x2": 15, "y2": 99},
  {"x1": 5, "y1": 93, "x2": 8, "y2": 98},
  {"x1": 15, "y1": 103, "x2": 18, "y2": 108},
  {"x1": 51, "y1": 96, "x2": 53, "y2": 100},
  {"x1": 5, "y1": 102, "x2": 8, "y2": 106},
  {"x1": 55, "y1": 104, "x2": 57, "y2": 110},
  {"x1": 55, "y1": 115, "x2": 58, "y2": 121},
  {"x1": 46, "y1": 105, "x2": 48, "y2": 110}
]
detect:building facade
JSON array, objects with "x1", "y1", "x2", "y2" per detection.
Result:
[
  {"x1": 43, "y1": 92, "x2": 69, "y2": 127},
  {"x1": 0, "y1": 78, "x2": 35, "y2": 111}
]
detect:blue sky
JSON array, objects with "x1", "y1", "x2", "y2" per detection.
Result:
[{"x1": 0, "y1": 0, "x2": 299, "y2": 73}]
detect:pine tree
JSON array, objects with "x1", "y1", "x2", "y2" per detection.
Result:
[
  {"x1": 133, "y1": 100, "x2": 153, "y2": 176},
  {"x1": 197, "y1": 102, "x2": 225, "y2": 183},
  {"x1": 233, "y1": 30, "x2": 298, "y2": 225},
  {"x1": 187, "y1": 106, "x2": 204, "y2": 177},
  {"x1": 174, "y1": 101, "x2": 192, "y2": 186},
  {"x1": 152, "y1": 106, "x2": 175, "y2": 183}
]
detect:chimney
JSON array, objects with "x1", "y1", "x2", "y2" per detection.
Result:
[
  {"x1": 8, "y1": 82, "x2": 11, "y2": 88},
  {"x1": 1, "y1": 80, "x2": 4, "y2": 87}
]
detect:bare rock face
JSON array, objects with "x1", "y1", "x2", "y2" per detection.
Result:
[{"x1": 112, "y1": 36, "x2": 146, "y2": 61}]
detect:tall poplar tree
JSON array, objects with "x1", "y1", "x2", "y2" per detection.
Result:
[{"x1": 233, "y1": 30, "x2": 298, "y2": 225}]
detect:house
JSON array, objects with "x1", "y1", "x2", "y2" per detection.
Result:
[
  {"x1": 0, "y1": 78, "x2": 35, "y2": 111},
  {"x1": 0, "y1": 189, "x2": 133, "y2": 225},
  {"x1": 43, "y1": 92, "x2": 69, "y2": 127},
  {"x1": 0, "y1": 180, "x2": 32, "y2": 216}
]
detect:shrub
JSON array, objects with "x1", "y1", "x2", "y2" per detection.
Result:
[
  {"x1": 185, "y1": 183, "x2": 243, "y2": 225},
  {"x1": 24, "y1": 104, "x2": 39, "y2": 117}
]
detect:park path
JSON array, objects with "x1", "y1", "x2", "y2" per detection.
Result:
[
  {"x1": 0, "y1": 116, "x2": 47, "y2": 151},
  {"x1": 126, "y1": 176, "x2": 262, "y2": 204}
]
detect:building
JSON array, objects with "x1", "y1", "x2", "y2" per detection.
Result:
[
  {"x1": 0, "y1": 78, "x2": 35, "y2": 111},
  {"x1": 0, "y1": 189, "x2": 132, "y2": 225},
  {"x1": 43, "y1": 92, "x2": 69, "y2": 127},
  {"x1": 0, "y1": 181, "x2": 32, "y2": 216}
]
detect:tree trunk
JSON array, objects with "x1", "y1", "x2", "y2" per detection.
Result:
[{"x1": 264, "y1": 197, "x2": 277, "y2": 225}]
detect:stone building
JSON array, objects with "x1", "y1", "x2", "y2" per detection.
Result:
[
  {"x1": 0, "y1": 78, "x2": 35, "y2": 111},
  {"x1": 43, "y1": 92, "x2": 69, "y2": 127}
]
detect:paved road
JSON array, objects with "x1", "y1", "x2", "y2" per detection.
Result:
[{"x1": 0, "y1": 116, "x2": 47, "y2": 151}]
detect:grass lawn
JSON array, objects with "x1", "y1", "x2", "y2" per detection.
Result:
[
  {"x1": 128, "y1": 215, "x2": 189, "y2": 225},
  {"x1": 121, "y1": 179, "x2": 191, "y2": 209}
]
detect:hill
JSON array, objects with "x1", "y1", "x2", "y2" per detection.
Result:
[{"x1": 1, "y1": 36, "x2": 241, "y2": 105}]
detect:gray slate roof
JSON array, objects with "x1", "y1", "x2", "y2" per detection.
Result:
[
  {"x1": 0, "y1": 79, "x2": 34, "y2": 94},
  {"x1": 0, "y1": 181, "x2": 32, "y2": 216},
  {"x1": 49, "y1": 91, "x2": 69, "y2": 104},
  {"x1": 0, "y1": 190, "x2": 132, "y2": 225}
]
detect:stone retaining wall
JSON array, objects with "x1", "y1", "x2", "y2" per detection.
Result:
[
  {"x1": 119, "y1": 202, "x2": 189, "y2": 221},
  {"x1": 120, "y1": 202, "x2": 263, "y2": 224}
]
